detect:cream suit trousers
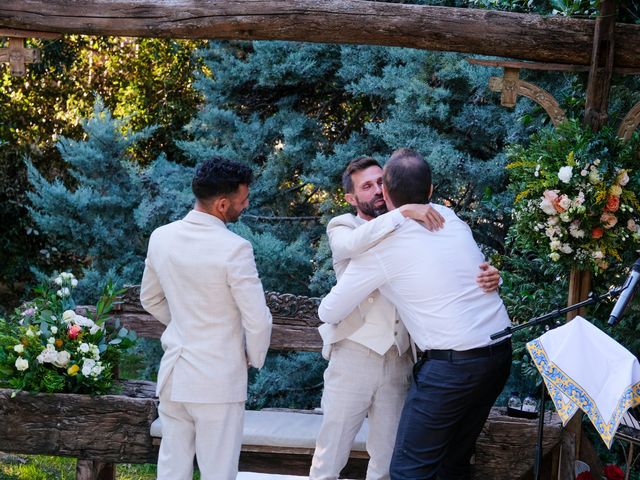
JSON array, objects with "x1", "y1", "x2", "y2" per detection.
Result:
[
  {"x1": 310, "y1": 339, "x2": 413, "y2": 480},
  {"x1": 157, "y1": 375, "x2": 244, "y2": 480}
]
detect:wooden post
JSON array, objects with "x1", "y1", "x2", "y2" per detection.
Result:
[
  {"x1": 561, "y1": 3, "x2": 617, "y2": 478},
  {"x1": 584, "y1": 0, "x2": 616, "y2": 131}
]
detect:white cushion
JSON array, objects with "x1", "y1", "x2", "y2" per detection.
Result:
[{"x1": 149, "y1": 410, "x2": 368, "y2": 452}]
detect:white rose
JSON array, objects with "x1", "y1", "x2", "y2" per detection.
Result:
[
  {"x1": 13, "y1": 344, "x2": 24, "y2": 353},
  {"x1": 589, "y1": 169, "x2": 601, "y2": 184},
  {"x1": 51, "y1": 326, "x2": 58, "y2": 334},
  {"x1": 91, "y1": 363, "x2": 104, "y2": 377},
  {"x1": 79, "y1": 343, "x2": 90, "y2": 353},
  {"x1": 547, "y1": 216, "x2": 560, "y2": 226},
  {"x1": 89, "y1": 324, "x2": 102, "y2": 335},
  {"x1": 549, "y1": 252, "x2": 561, "y2": 261},
  {"x1": 593, "y1": 251, "x2": 604, "y2": 260},
  {"x1": 54, "y1": 276, "x2": 63, "y2": 286},
  {"x1": 15, "y1": 357, "x2": 29, "y2": 371},
  {"x1": 53, "y1": 350, "x2": 71, "y2": 368},
  {"x1": 558, "y1": 166, "x2": 573, "y2": 184},
  {"x1": 560, "y1": 244, "x2": 573, "y2": 254},
  {"x1": 74, "y1": 315, "x2": 94, "y2": 328},
  {"x1": 71, "y1": 278, "x2": 78, "y2": 287},
  {"x1": 47, "y1": 337, "x2": 55, "y2": 344},
  {"x1": 82, "y1": 358, "x2": 96, "y2": 376},
  {"x1": 550, "y1": 240, "x2": 562, "y2": 251},
  {"x1": 63, "y1": 310, "x2": 76, "y2": 323}
]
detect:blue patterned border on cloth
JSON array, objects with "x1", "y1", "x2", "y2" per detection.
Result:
[{"x1": 527, "y1": 338, "x2": 640, "y2": 448}]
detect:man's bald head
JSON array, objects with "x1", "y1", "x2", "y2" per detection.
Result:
[{"x1": 383, "y1": 148, "x2": 432, "y2": 208}]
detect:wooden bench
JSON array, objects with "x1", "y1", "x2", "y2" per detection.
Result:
[{"x1": 0, "y1": 286, "x2": 564, "y2": 479}]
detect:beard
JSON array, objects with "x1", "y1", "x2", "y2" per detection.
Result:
[
  {"x1": 356, "y1": 193, "x2": 388, "y2": 218},
  {"x1": 224, "y1": 205, "x2": 243, "y2": 223}
]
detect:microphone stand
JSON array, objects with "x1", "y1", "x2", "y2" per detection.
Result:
[{"x1": 490, "y1": 286, "x2": 625, "y2": 480}]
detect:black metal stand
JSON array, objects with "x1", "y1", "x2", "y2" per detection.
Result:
[{"x1": 491, "y1": 287, "x2": 625, "y2": 480}]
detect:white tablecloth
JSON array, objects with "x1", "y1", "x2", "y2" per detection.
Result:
[{"x1": 526, "y1": 316, "x2": 640, "y2": 448}]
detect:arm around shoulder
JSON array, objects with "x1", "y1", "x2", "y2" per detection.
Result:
[{"x1": 327, "y1": 210, "x2": 405, "y2": 262}]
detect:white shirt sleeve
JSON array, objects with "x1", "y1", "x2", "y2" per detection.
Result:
[
  {"x1": 327, "y1": 209, "x2": 405, "y2": 264},
  {"x1": 227, "y1": 241, "x2": 273, "y2": 369},
  {"x1": 319, "y1": 252, "x2": 388, "y2": 325}
]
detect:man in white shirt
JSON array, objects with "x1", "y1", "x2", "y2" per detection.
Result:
[
  {"x1": 310, "y1": 156, "x2": 502, "y2": 480},
  {"x1": 140, "y1": 157, "x2": 272, "y2": 480},
  {"x1": 319, "y1": 149, "x2": 512, "y2": 480}
]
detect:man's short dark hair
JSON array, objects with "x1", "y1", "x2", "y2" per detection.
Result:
[
  {"x1": 342, "y1": 156, "x2": 381, "y2": 193},
  {"x1": 383, "y1": 148, "x2": 432, "y2": 207},
  {"x1": 192, "y1": 156, "x2": 253, "y2": 201}
]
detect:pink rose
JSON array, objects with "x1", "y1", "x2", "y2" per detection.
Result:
[
  {"x1": 628, "y1": 219, "x2": 638, "y2": 232},
  {"x1": 68, "y1": 324, "x2": 81, "y2": 340},
  {"x1": 604, "y1": 196, "x2": 620, "y2": 213},
  {"x1": 600, "y1": 212, "x2": 618, "y2": 229},
  {"x1": 540, "y1": 190, "x2": 559, "y2": 215}
]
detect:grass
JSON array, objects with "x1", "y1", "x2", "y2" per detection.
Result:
[{"x1": 0, "y1": 455, "x2": 165, "y2": 480}]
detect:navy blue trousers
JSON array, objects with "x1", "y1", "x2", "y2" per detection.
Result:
[{"x1": 389, "y1": 341, "x2": 512, "y2": 480}]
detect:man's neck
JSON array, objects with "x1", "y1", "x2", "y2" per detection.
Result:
[
  {"x1": 356, "y1": 211, "x2": 374, "y2": 222},
  {"x1": 194, "y1": 201, "x2": 225, "y2": 223}
]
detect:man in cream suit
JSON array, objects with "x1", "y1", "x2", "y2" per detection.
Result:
[
  {"x1": 309, "y1": 157, "x2": 500, "y2": 480},
  {"x1": 140, "y1": 157, "x2": 272, "y2": 480}
]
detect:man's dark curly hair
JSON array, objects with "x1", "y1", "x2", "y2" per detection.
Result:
[{"x1": 192, "y1": 156, "x2": 253, "y2": 200}]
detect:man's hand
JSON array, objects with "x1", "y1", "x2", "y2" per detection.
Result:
[
  {"x1": 476, "y1": 262, "x2": 501, "y2": 292},
  {"x1": 399, "y1": 203, "x2": 445, "y2": 231}
]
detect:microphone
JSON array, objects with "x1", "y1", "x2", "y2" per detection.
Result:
[{"x1": 608, "y1": 258, "x2": 640, "y2": 326}]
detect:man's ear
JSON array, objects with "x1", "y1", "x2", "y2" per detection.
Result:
[
  {"x1": 344, "y1": 192, "x2": 357, "y2": 208},
  {"x1": 382, "y1": 185, "x2": 394, "y2": 210}
]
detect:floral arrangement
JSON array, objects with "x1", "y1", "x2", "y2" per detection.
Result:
[
  {"x1": 507, "y1": 120, "x2": 640, "y2": 273},
  {"x1": 0, "y1": 272, "x2": 137, "y2": 395}
]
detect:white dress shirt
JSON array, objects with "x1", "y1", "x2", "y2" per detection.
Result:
[{"x1": 319, "y1": 204, "x2": 510, "y2": 351}]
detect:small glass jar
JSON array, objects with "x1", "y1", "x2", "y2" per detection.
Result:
[
  {"x1": 508, "y1": 391, "x2": 522, "y2": 410},
  {"x1": 522, "y1": 394, "x2": 538, "y2": 413}
]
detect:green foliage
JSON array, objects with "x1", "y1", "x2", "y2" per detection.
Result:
[
  {"x1": 0, "y1": 272, "x2": 135, "y2": 395},
  {"x1": 247, "y1": 352, "x2": 326, "y2": 410},
  {"x1": 0, "y1": 36, "x2": 202, "y2": 310},
  {"x1": 0, "y1": 455, "x2": 163, "y2": 480}
]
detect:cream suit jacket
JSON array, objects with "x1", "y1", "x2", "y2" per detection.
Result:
[
  {"x1": 140, "y1": 210, "x2": 272, "y2": 404},
  {"x1": 319, "y1": 210, "x2": 407, "y2": 359}
]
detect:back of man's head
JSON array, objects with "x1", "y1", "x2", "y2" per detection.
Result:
[
  {"x1": 342, "y1": 156, "x2": 381, "y2": 193},
  {"x1": 383, "y1": 148, "x2": 432, "y2": 207},
  {"x1": 192, "y1": 156, "x2": 253, "y2": 201}
]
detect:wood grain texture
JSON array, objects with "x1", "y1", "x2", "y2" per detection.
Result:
[
  {"x1": 1, "y1": 0, "x2": 640, "y2": 68},
  {"x1": 0, "y1": 387, "x2": 159, "y2": 464}
]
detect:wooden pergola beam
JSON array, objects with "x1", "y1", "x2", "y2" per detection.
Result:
[{"x1": 1, "y1": 0, "x2": 640, "y2": 69}]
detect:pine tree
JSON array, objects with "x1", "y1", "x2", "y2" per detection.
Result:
[{"x1": 26, "y1": 99, "x2": 174, "y2": 301}]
